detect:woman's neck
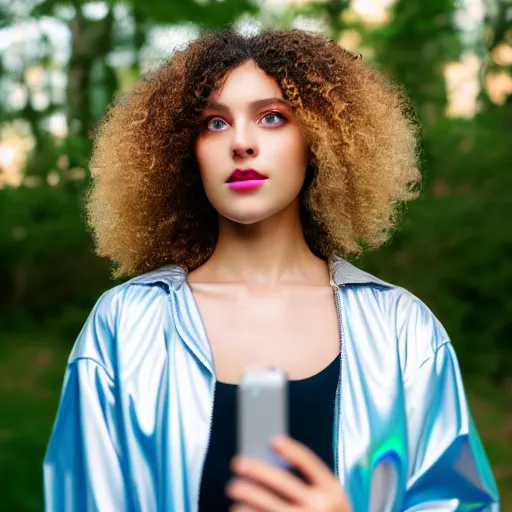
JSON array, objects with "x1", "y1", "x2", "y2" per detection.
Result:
[{"x1": 190, "y1": 203, "x2": 330, "y2": 288}]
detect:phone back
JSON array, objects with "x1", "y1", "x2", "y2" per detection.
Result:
[{"x1": 238, "y1": 368, "x2": 288, "y2": 467}]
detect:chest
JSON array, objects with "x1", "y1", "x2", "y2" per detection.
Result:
[
  {"x1": 116, "y1": 283, "x2": 407, "y2": 511},
  {"x1": 189, "y1": 284, "x2": 341, "y2": 382}
]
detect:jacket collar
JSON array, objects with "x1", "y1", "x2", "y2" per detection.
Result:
[
  {"x1": 328, "y1": 256, "x2": 392, "y2": 288},
  {"x1": 129, "y1": 255, "x2": 392, "y2": 290}
]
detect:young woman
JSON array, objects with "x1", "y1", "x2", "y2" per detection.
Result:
[{"x1": 44, "y1": 29, "x2": 499, "y2": 511}]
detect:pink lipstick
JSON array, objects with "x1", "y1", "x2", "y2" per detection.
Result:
[{"x1": 226, "y1": 168, "x2": 268, "y2": 192}]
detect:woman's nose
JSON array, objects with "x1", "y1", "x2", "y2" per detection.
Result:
[
  {"x1": 232, "y1": 126, "x2": 259, "y2": 159},
  {"x1": 232, "y1": 144, "x2": 258, "y2": 158}
]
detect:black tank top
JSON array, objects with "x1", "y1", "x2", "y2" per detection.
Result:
[{"x1": 198, "y1": 353, "x2": 341, "y2": 511}]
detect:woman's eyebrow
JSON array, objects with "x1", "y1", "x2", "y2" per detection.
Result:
[{"x1": 205, "y1": 97, "x2": 290, "y2": 112}]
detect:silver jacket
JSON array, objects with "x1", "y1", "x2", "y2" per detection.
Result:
[{"x1": 43, "y1": 257, "x2": 500, "y2": 511}]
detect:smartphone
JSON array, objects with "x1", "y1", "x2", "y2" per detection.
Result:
[{"x1": 237, "y1": 367, "x2": 289, "y2": 468}]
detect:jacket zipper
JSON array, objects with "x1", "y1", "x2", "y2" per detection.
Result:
[
  {"x1": 331, "y1": 282, "x2": 344, "y2": 479},
  {"x1": 168, "y1": 286, "x2": 216, "y2": 512}
]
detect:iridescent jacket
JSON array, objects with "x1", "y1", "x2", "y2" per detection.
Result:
[{"x1": 43, "y1": 257, "x2": 500, "y2": 511}]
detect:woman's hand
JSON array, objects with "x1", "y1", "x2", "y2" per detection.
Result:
[{"x1": 226, "y1": 435, "x2": 351, "y2": 512}]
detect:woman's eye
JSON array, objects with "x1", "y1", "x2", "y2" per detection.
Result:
[
  {"x1": 207, "y1": 118, "x2": 228, "y2": 131},
  {"x1": 260, "y1": 111, "x2": 287, "y2": 126}
]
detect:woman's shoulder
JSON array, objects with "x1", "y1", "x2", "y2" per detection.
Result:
[
  {"x1": 333, "y1": 258, "x2": 451, "y2": 373},
  {"x1": 67, "y1": 264, "x2": 186, "y2": 373},
  {"x1": 333, "y1": 258, "x2": 445, "y2": 321},
  {"x1": 86, "y1": 263, "x2": 187, "y2": 323},
  {"x1": 331, "y1": 257, "x2": 429, "y2": 316}
]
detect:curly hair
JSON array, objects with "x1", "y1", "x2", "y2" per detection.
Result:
[{"x1": 87, "y1": 28, "x2": 420, "y2": 277}]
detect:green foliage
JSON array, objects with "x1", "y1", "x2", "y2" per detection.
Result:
[
  {"x1": 276, "y1": 0, "x2": 350, "y2": 36},
  {"x1": 0, "y1": 179, "x2": 114, "y2": 334},
  {"x1": 359, "y1": 106, "x2": 512, "y2": 384},
  {"x1": 31, "y1": 0, "x2": 258, "y2": 28},
  {"x1": 129, "y1": 0, "x2": 259, "y2": 29},
  {"x1": 364, "y1": 0, "x2": 462, "y2": 119}
]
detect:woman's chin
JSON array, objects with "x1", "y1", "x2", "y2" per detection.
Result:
[
  {"x1": 221, "y1": 213, "x2": 274, "y2": 226},
  {"x1": 219, "y1": 206, "x2": 284, "y2": 227}
]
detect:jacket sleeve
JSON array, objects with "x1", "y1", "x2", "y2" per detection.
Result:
[
  {"x1": 401, "y1": 306, "x2": 499, "y2": 511},
  {"x1": 43, "y1": 296, "x2": 130, "y2": 512}
]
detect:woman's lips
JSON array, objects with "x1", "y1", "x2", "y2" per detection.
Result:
[
  {"x1": 226, "y1": 168, "x2": 267, "y2": 182},
  {"x1": 227, "y1": 179, "x2": 266, "y2": 192},
  {"x1": 226, "y1": 168, "x2": 268, "y2": 192}
]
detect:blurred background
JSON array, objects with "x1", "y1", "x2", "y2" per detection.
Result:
[{"x1": 0, "y1": 0, "x2": 510, "y2": 509}]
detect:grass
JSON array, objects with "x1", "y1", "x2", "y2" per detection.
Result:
[
  {"x1": 0, "y1": 332, "x2": 69, "y2": 512},
  {"x1": 0, "y1": 330, "x2": 510, "y2": 510}
]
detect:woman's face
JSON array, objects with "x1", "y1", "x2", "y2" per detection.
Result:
[{"x1": 194, "y1": 60, "x2": 309, "y2": 225}]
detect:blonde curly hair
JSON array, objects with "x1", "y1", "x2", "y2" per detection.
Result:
[{"x1": 87, "y1": 28, "x2": 420, "y2": 277}]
